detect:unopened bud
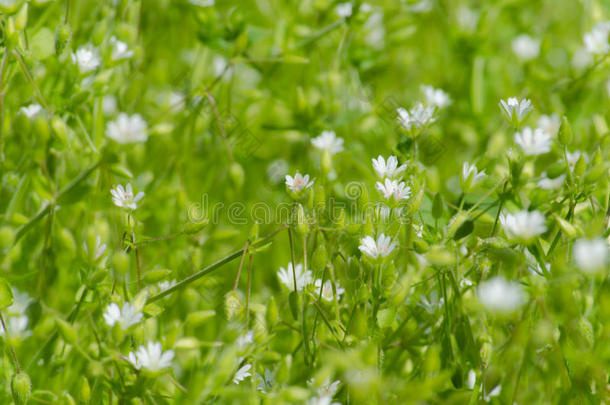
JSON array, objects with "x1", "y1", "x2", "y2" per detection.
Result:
[
  {"x1": 11, "y1": 372, "x2": 31, "y2": 405},
  {"x1": 224, "y1": 290, "x2": 242, "y2": 320}
]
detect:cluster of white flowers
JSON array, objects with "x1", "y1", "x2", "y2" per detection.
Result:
[
  {"x1": 372, "y1": 155, "x2": 411, "y2": 203},
  {"x1": 19, "y1": 104, "x2": 43, "y2": 119},
  {"x1": 573, "y1": 238, "x2": 608, "y2": 273}
]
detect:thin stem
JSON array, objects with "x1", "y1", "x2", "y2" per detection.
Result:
[
  {"x1": 246, "y1": 252, "x2": 252, "y2": 327},
  {"x1": 0, "y1": 50, "x2": 9, "y2": 162},
  {"x1": 203, "y1": 90, "x2": 234, "y2": 163},
  {"x1": 233, "y1": 240, "x2": 250, "y2": 291},
  {"x1": 0, "y1": 311, "x2": 21, "y2": 373},
  {"x1": 12, "y1": 50, "x2": 52, "y2": 115},
  {"x1": 147, "y1": 224, "x2": 287, "y2": 304}
]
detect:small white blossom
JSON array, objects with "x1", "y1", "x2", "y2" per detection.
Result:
[
  {"x1": 573, "y1": 238, "x2": 608, "y2": 273},
  {"x1": 267, "y1": 159, "x2": 289, "y2": 184},
  {"x1": 375, "y1": 178, "x2": 411, "y2": 202},
  {"x1": 537, "y1": 173, "x2": 565, "y2": 190},
  {"x1": 456, "y1": 6, "x2": 479, "y2": 32},
  {"x1": 499, "y1": 97, "x2": 533, "y2": 126},
  {"x1": 511, "y1": 34, "x2": 540, "y2": 61},
  {"x1": 106, "y1": 113, "x2": 148, "y2": 144},
  {"x1": 418, "y1": 291, "x2": 444, "y2": 314},
  {"x1": 478, "y1": 277, "x2": 525, "y2": 313},
  {"x1": 157, "y1": 279, "x2": 177, "y2": 291},
  {"x1": 84, "y1": 235, "x2": 107, "y2": 261},
  {"x1": 461, "y1": 162, "x2": 487, "y2": 192},
  {"x1": 409, "y1": 0, "x2": 432, "y2": 13},
  {"x1": 72, "y1": 45, "x2": 101, "y2": 74},
  {"x1": 311, "y1": 131, "x2": 344, "y2": 155},
  {"x1": 233, "y1": 364, "x2": 252, "y2": 384},
  {"x1": 103, "y1": 302, "x2": 142, "y2": 330},
  {"x1": 566, "y1": 150, "x2": 587, "y2": 168},
  {"x1": 397, "y1": 103, "x2": 436, "y2": 131},
  {"x1": 309, "y1": 378, "x2": 341, "y2": 398},
  {"x1": 420, "y1": 85, "x2": 451, "y2": 109},
  {"x1": 110, "y1": 183, "x2": 144, "y2": 210},
  {"x1": 308, "y1": 396, "x2": 341, "y2": 405},
  {"x1": 102, "y1": 95, "x2": 118, "y2": 116},
  {"x1": 500, "y1": 210, "x2": 547, "y2": 241},
  {"x1": 537, "y1": 114, "x2": 560, "y2": 136},
  {"x1": 371, "y1": 155, "x2": 407, "y2": 179},
  {"x1": 484, "y1": 385, "x2": 502, "y2": 402},
  {"x1": 335, "y1": 2, "x2": 353, "y2": 18},
  {"x1": 359, "y1": 233, "x2": 396, "y2": 259},
  {"x1": 285, "y1": 172, "x2": 313, "y2": 194},
  {"x1": 314, "y1": 279, "x2": 345, "y2": 302},
  {"x1": 277, "y1": 263, "x2": 312, "y2": 291},
  {"x1": 236, "y1": 330, "x2": 254, "y2": 350},
  {"x1": 7, "y1": 288, "x2": 32, "y2": 315},
  {"x1": 110, "y1": 36, "x2": 134, "y2": 61},
  {"x1": 19, "y1": 104, "x2": 42, "y2": 119},
  {"x1": 584, "y1": 22, "x2": 610, "y2": 55},
  {"x1": 128, "y1": 341, "x2": 174, "y2": 371},
  {"x1": 0, "y1": 315, "x2": 31, "y2": 340},
  {"x1": 514, "y1": 127, "x2": 552, "y2": 156}
]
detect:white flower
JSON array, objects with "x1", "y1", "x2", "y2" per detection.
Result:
[
  {"x1": 537, "y1": 173, "x2": 565, "y2": 190},
  {"x1": 102, "y1": 95, "x2": 118, "y2": 116},
  {"x1": 359, "y1": 233, "x2": 396, "y2": 259},
  {"x1": 308, "y1": 396, "x2": 341, "y2": 405},
  {"x1": 277, "y1": 263, "x2": 312, "y2": 291},
  {"x1": 285, "y1": 172, "x2": 314, "y2": 194},
  {"x1": 477, "y1": 277, "x2": 525, "y2": 313},
  {"x1": 311, "y1": 131, "x2": 344, "y2": 155},
  {"x1": 110, "y1": 183, "x2": 144, "y2": 210},
  {"x1": 267, "y1": 159, "x2": 288, "y2": 184},
  {"x1": 418, "y1": 291, "x2": 444, "y2": 314},
  {"x1": 72, "y1": 45, "x2": 100, "y2": 74},
  {"x1": 537, "y1": 114, "x2": 560, "y2": 136},
  {"x1": 110, "y1": 36, "x2": 134, "y2": 61},
  {"x1": 7, "y1": 288, "x2": 32, "y2": 315},
  {"x1": 573, "y1": 238, "x2": 608, "y2": 273},
  {"x1": 584, "y1": 22, "x2": 610, "y2": 55},
  {"x1": 375, "y1": 178, "x2": 411, "y2": 202},
  {"x1": 314, "y1": 279, "x2": 345, "y2": 302},
  {"x1": 310, "y1": 378, "x2": 341, "y2": 398},
  {"x1": 335, "y1": 2, "x2": 352, "y2": 18},
  {"x1": 19, "y1": 104, "x2": 42, "y2": 119},
  {"x1": 236, "y1": 330, "x2": 254, "y2": 350},
  {"x1": 84, "y1": 235, "x2": 107, "y2": 261},
  {"x1": 514, "y1": 127, "x2": 552, "y2": 156},
  {"x1": 128, "y1": 341, "x2": 174, "y2": 371},
  {"x1": 371, "y1": 155, "x2": 407, "y2": 179},
  {"x1": 0, "y1": 315, "x2": 31, "y2": 340},
  {"x1": 106, "y1": 113, "x2": 148, "y2": 144},
  {"x1": 566, "y1": 150, "x2": 587, "y2": 168},
  {"x1": 484, "y1": 385, "x2": 502, "y2": 402},
  {"x1": 409, "y1": 0, "x2": 432, "y2": 13},
  {"x1": 461, "y1": 162, "x2": 486, "y2": 192},
  {"x1": 456, "y1": 6, "x2": 479, "y2": 32},
  {"x1": 103, "y1": 302, "x2": 142, "y2": 329},
  {"x1": 511, "y1": 34, "x2": 540, "y2": 61},
  {"x1": 499, "y1": 97, "x2": 532, "y2": 126},
  {"x1": 397, "y1": 103, "x2": 436, "y2": 131},
  {"x1": 157, "y1": 279, "x2": 177, "y2": 291},
  {"x1": 500, "y1": 210, "x2": 547, "y2": 241},
  {"x1": 233, "y1": 364, "x2": 252, "y2": 384},
  {"x1": 420, "y1": 85, "x2": 451, "y2": 109}
]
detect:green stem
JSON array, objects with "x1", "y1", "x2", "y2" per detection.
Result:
[{"x1": 0, "y1": 311, "x2": 21, "y2": 373}]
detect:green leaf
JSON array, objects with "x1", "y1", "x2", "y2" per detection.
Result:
[{"x1": 0, "y1": 277, "x2": 14, "y2": 309}]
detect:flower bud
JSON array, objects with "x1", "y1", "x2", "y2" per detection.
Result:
[
  {"x1": 558, "y1": 116, "x2": 573, "y2": 146},
  {"x1": 112, "y1": 251, "x2": 130, "y2": 276},
  {"x1": 311, "y1": 244, "x2": 328, "y2": 272},
  {"x1": 5, "y1": 17, "x2": 20, "y2": 48},
  {"x1": 183, "y1": 219, "x2": 209, "y2": 235},
  {"x1": 33, "y1": 114, "x2": 50, "y2": 145},
  {"x1": 266, "y1": 295, "x2": 278, "y2": 326},
  {"x1": 288, "y1": 290, "x2": 300, "y2": 320},
  {"x1": 224, "y1": 290, "x2": 242, "y2": 321},
  {"x1": 296, "y1": 204, "x2": 309, "y2": 235},
  {"x1": 55, "y1": 24, "x2": 72, "y2": 54},
  {"x1": 0, "y1": 226, "x2": 15, "y2": 250},
  {"x1": 229, "y1": 162, "x2": 245, "y2": 189},
  {"x1": 574, "y1": 155, "x2": 586, "y2": 176},
  {"x1": 14, "y1": 3, "x2": 27, "y2": 31},
  {"x1": 11, "y1": 372, "x2": 31, "y2": 405},
  {"x1": 50, "y1": 116, "x2": 69, "y2": 145},
  {"x1": 313, "y1": 184, "x2": 326, "y2": 213},
  {"x1": 56, "y1": 318, "x2": 77, "y2": 345}
]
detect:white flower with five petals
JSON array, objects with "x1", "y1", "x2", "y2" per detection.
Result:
[
  {"x1": 111, "y1": 183, "x2": 144, "y2": 210},
  {"x1": 359, "y1": 233, "x2": 396, "y2": 259},
  {"x1": 371, "y1": 155, "x2": 407, "y2": 179},
  {"x1": 128, "y1": 341, "x2": 174, "y2": 371}
]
